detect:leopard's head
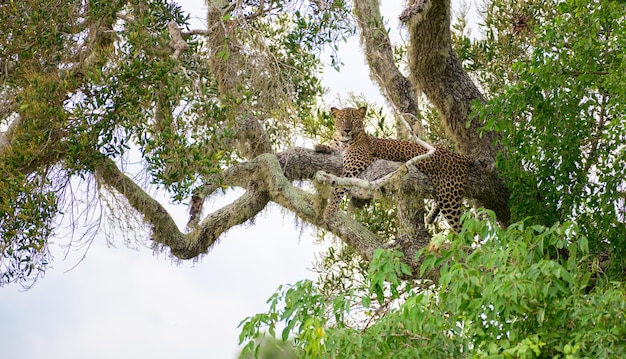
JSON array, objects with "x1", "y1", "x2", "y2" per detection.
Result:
[{"x1": 330, "y1": 106, "x2": 367, "y2": 143}]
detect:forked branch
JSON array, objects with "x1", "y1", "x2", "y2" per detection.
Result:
[{"x1": 95, "y1": 153, "x2": 385, "y2": 263}]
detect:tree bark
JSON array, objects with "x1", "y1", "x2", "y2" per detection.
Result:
[{"x1": 96, "y1": 149, "x2": 387, "y2": 266}]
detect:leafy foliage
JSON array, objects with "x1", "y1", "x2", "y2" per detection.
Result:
[
  {"x1": 238, "y1": 335, "x2": 296, "y2": 359},
  {"x1": 239, "y1": 213, "x2": 626, "y2": 358},
  {"x1": 0, "y1": 173, "x2": 56, "y2": 286},
  {"x1": 1, "y1": 0, "x2": 208, "y2": 286},
  {"x1": 474, "y1": 0, "x2": 626, "y2": 277}
]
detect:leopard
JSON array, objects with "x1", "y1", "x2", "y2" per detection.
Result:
[{"x1": 320, "y1": 106, "x2": 473, "y2": 233}]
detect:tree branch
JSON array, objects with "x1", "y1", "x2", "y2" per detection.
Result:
[
  {"x1": 352, "y1": 0, "x2": 424, "y2": 138},
  {"x1": 95, "y1": 152, "x2": 388, "y2": 267},
  {"x1": 400, "y1": 0, "x2": 510, "y2": 224},
  {"x1": 167, "y1": 21, "x2": 189, "y2": 59},
  {"x1": 90, "y1": 140, "x2": 513, "y2": 281},
  {"x1": 188, "y1": 183, "x2": 270, "y2": 257},
  {"x1": 283, "y1": 147, "x2": 507, "y2": 225},
  {"x1": 351, "y1": 0, "x2": 510, "y2": 225},
  {"x1": 314, "y1": 138, "x2": 435, "y2": 195},
  {"x1": 404, "y1": 0, "x2": 501, "y2": 161},
  {"x1": 95, "y1": 158, "x2": 189, "y2": 255}
]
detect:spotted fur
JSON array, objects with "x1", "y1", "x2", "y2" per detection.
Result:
[{"x1": 325, "y1": 106, "x2": 473, "y2": 232}]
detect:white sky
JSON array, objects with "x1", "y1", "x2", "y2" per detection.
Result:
[{"x1": 0, "y1": 1, "x2": 474, "y2": 358}]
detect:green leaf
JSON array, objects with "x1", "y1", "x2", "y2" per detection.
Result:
[{"x1": 361, "y1": 295, "x2": 371, "y2": 308}]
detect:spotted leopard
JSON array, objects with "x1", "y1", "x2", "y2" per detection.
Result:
[{"x1": 323, "y1": 106, "x2": 473, "y2": 232}]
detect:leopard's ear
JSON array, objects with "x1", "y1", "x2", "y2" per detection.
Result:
[
  {"x1": 356, "y1": 106, "x2": 367, "y2": 118},
  {"x1": 330, "y1": 107, "x2": 341, "y2": 118}
]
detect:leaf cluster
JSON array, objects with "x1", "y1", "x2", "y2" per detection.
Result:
[{"x1": 0, "y1": 172, "x2": 56, "y2": 287}]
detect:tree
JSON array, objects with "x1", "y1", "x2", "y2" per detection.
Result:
[{"x1": 2, "y1": 0, "x2": 626, "y2": 356}]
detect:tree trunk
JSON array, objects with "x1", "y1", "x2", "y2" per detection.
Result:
[
  {"x1": 403, "y1": 0, "x2": 501, "y2": 161},
  {"x1": 352, "y1": 0, "x2": 424, "y2": 138}
]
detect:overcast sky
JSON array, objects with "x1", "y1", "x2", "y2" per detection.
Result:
[{"x1": 0, "y1": 2, "x2": 429, "y2": 358}]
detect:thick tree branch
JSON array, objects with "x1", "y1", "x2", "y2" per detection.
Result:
[
  {"x1": 403, "y1": 0, "x2": 501, "y2": 162},
  {"x1": 94, "y1": 152, "x2": 390, "y2": 270},
  {"x1": 352, "y1": 0, "x2": 424, "y2": 138},
  {"x1": 351, "y1": 0, "x2": 510, "y2": 226},
  {"x1": 95, "y1": 158, "x2": 188, "y2": 255},
  {"x1": 96, "y1": 156, "x2": 271, "y2": 259},
  {"x1": 315, "y1": 138, "x2": 435, "y2": 195},
  {"x1": 280, "y1": 147, "x2": 508, "y2": 225},
  {"x1": 397, "y1": 0, "x2": 510, "y2": 224},
  {"x1": 188, "y1": 183, "x2": 270, "y2": 257}
]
